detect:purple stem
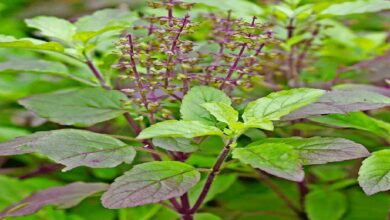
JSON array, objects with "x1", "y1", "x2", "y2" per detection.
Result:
[
  {"x1": 219, "y1": 44, "x2": 247, "y2": 89},
  {"x1": 190, "y1": 141, "x2": 232, "y2": 213},
  {"x1": 219, "y1": 16, "x2": 256, "y2": 89},
  {"x1": 85, "y1": 57, "x2": 110, "y2": 90}
]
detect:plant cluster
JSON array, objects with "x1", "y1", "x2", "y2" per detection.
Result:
[{"x1": 0, "y1": 0, "x2": 389, "y2": 220}]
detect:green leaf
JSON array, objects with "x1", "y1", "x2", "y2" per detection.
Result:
[
  {"x1": 19, "y1": 88, "x2": 130, "y2": 126},
  {"x1": 152, "y1": 137, "x2": 198, "y2": 153},
  {"x1": 0, "y1": 182, "x2": 108, "y2": 218},
  {"x1": 0, "y1": 35, "x2": 64, "y2": 52},
  {"x1": 202, "y1": 102, "x2": 238, "y2": 126},
  {"x1": 181, "y1": 0, "x2": 263, "y2": 17},
  {"x1": 137, "y1": 120, "x2": 223, "y2": 139},
  {"x1": 320, "y1": 0, "x2": 390, "y2": 16},
  {"x1": 232, "y1": 143, "x2": 304, "y2": 181},
  {"x1": 194, "y1": 213, "x2": 222, "y2": 220},
  {"x1": 251, "y1": 137, "x2": 369, "y2": 165},
  {"x1": 0, "y1": 59, "x2": 96, "y2": 86},
  {"x1": 75, "y1": 9, "x2": 136, "y2": 32},
  {"x1": 358, "y1": 149, "x2": 390, "y2": 195},
  {"x1": 25, "y1": 16, "x2": 76, "y2": 43},
  {"x1": 181, "y1": 86, "x2": 231, "y2": 125},
  {"x1": 310, "y1": 112, "x2": 390, "y2": 140},
  {"x1": 101, "y1": 161, "x2": 200, "y2": 208},
  {"x1": 0, "y1": 129, "x2": 136, "y2": 171},
  {"x1": 305, "y1": 190, "x2": 347, "y2": 220},
  {"x1": 243, "y1": 88, "x2": 324, "y2": 128}
]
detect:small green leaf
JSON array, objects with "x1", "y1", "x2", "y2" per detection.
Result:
[
  {"x1": 19, "y1": 88, "x2": 130, "y2": 126},
  {"x1": 358, "y1": 150, "x2": 390, "y2": 195},
  {"x1": 233, "y1": 143, "x2": 304, "y2": 181},
  {"x1": 243, "y1": 88, "x2": 324, "y2": 128},
  {"x1": 0, "y1": 129, "x2": 136, "y2": 171},
  {"x1": 25, "y1": 16, "x2": 76, "y2": 43},
  {"x1": 305, "y1": 190, "x2": 347, "y2": 220},
  {"x1": 152, "y1": 137, "x2": 198, "y2": 153},
  {"x1": 0, "y1": 35, "x2": 64, "y2": 52},
  {"x1": 181, "y1": 86, "x2": 231, "y2": 125},
  {"x1": 202, "y1": 102, "x2": 238, "y2": 126},
  {"x1": 101, "y1": 161, "x2": 200, "y2": 208},
  {"x1": 320, "y1": 0, "x2": 390, "y2": 16},
  {"x1": 137, "y1": 120, "x2": 223, "y2": 139}
]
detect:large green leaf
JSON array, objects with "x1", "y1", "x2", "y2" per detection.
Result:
[
  {"x1": 19, "y1": 88, "x2": 130, "y2": 126},
  {"x1": 243, "y1": 88, "x2": 324, "y2": 129},
  {"x1": 0, "y1": 59, "x2": 96, "y2": 86},
  {"x1": 0, "y1": 182, "x2": 108, "y2": 218},
  {"x1": 0, "y1": 129, "x2": 136, "y2": 171},
  {"x1": 233, "y1": 143, "x2": 304, "y2": 181},
  {"x1": 251, "y1": 137, "x2": 369, "y2": 165},
  {"x1": 137, "y1": 120, "x2": 223, "y2": 139},
  {"x1": 202, "y1": 102, "x2": 238, "y2": 126},
  {"x1": 305, "y1": 190, "x2": 347, "y2": 220},
  {"x1": 181, "y1": 86, "x2": 231, "y2": 125},
  {"x1": 101, "y1": 161, "x2": 200, "y2": 208},
  {"x1": 25, "y1": 16, "x2": 76, "y2": 43},
  {"x1": 310, "y1": 112, "x2": 390, "y2": 140},
  {"x1": 358, "y1": 150, "x2": 390, "y2": 195},
  {"x1": 320, "y1": 0, "x2": 390, "y2": 16},
  {"x1": 0, "y1": 35, "x2": 64, "y2": 52},
  {"x1": 152, "y1": 137, "x2": 198, "y2": 153}
]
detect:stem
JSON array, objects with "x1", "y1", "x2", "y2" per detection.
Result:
[
  {"x1": 296, "y1": 25, "x2": 320, "y2": 73},
  {"x1": 286, "y1": 18, "x2": 298, "y2": 85},
  {"x1": 190, "y1": 141, "x2": 232, "y2": 213},
  {"x1": 219, "y1": 16, "x2": 256, "y2": 89},
  {"x1": 84, "y1": 55, "x2": 111, "y2": 90},
  {"x1": 298, "y1": 180, "x2": 308, "y2": 206},
  {"x1": 257, "y1": 170, "x2": 301, "y2": 214},
  {"x1": 219, "y1": 44, "x2": 247, "y2": 89}
]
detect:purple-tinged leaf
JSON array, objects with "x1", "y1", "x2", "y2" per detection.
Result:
[
  {"x1": 333, "y1": 84, "x2": 390, "y2": 97},
  {"x1": 0, "y1": 131, "x2": 45, "y2": 156},
  {"x1": 0, "y1": 182, "x2": 108, "y2": 218},
  {"x1": 284, "y1": 90, "x2": 390, "y2": 120},
  {"x1": 102, "y1": 161, "x2": 200, "y2": 208},
  {"x1": 0, "y1": 129, "x2": 136, "y2": 171},
  {"x1": 251, "y1": 137, "x2": 370, "y2": 165}
]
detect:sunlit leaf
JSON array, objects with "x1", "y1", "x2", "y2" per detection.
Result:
[
  {"x1": 233, "y1": 143, "x2": 304, "y2": 181},
  {"x1": 181, "y1": 86, "x2": 231, "y2": 125},
  {"x1": 137, "y1": 120, "x2": 223, "y2": 139}
]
